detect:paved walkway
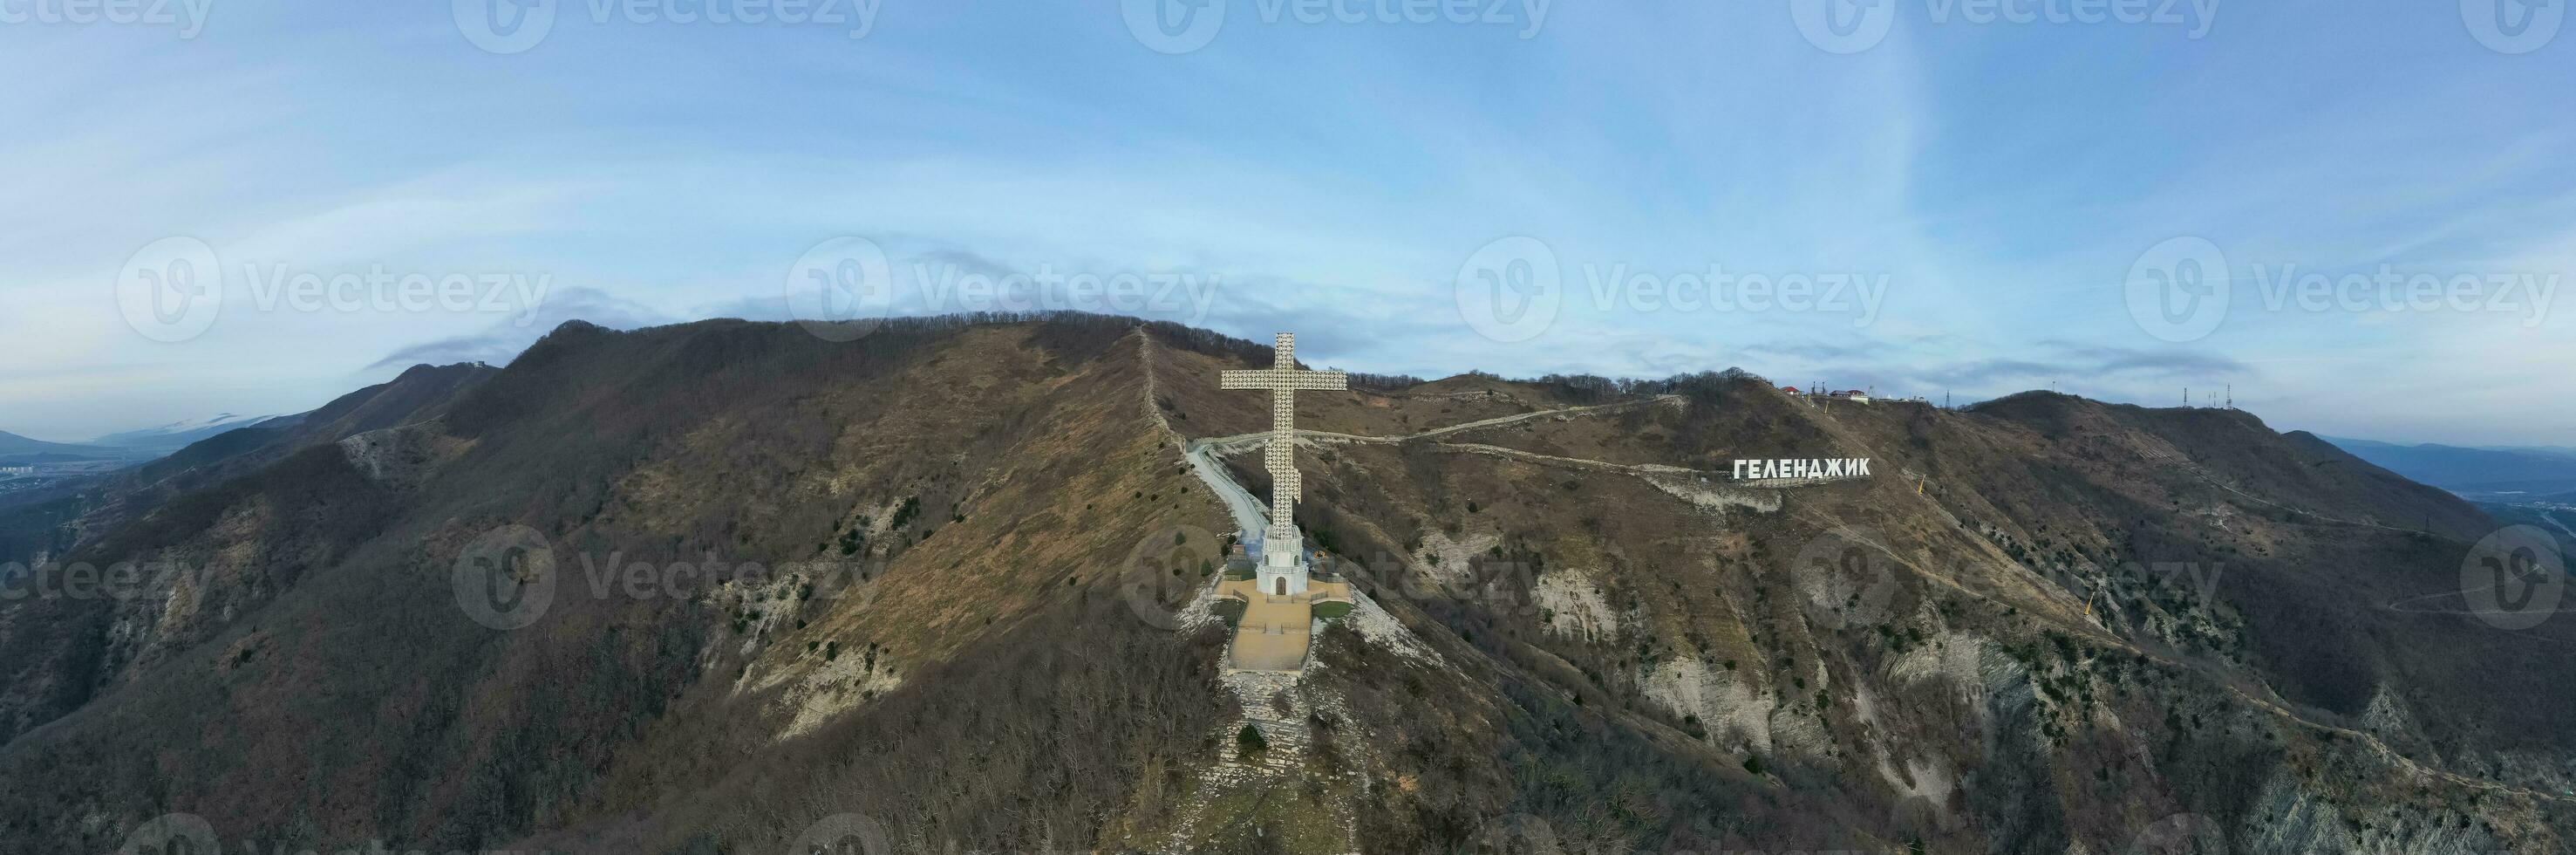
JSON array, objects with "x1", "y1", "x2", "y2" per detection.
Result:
[{"x1": 1217, "y1": 578, "x2": 1352, "y2": 672}]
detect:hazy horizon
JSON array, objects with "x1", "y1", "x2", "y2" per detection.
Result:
[{"x1": 4, "y1": 3, "x2": 2570, "y2": 446}]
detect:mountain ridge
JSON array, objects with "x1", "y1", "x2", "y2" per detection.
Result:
[
  {"x1": 0, "y1": 314, "x2": 2566, "y2": 854},
  {"x1": 2321, "y1": 434, "x2": 2576, "y2": 496}
]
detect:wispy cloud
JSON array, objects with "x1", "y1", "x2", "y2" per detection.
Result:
[{"x1": 2, "y1": 3, "x2": 2569, "y2": 444}]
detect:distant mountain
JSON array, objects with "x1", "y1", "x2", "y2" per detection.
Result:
[
  {"x1": 0, "y1": 431, "x2": 97, "y2": 456},
  {"x1": 2484, "y1": 445, "x2": 2576, "y2": 461},
  {"x1": 2320, "y1": 435, "x2": 2576, "y2": 496},
  {"x1": 90, "y1": 413, "x2": 286, "y2": 449}
]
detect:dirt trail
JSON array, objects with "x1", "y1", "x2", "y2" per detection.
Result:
[
  {"x1": 1198, "y1": 395, "x2": 1678, "y2": 448},
  {"x1": 2218, "y1": 669, "x2": 2576, "y2": 804}
]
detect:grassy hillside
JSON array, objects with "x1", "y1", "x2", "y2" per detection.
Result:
[{"x1": 3, "y1": 314, "x2": 2569, "y2": 854}]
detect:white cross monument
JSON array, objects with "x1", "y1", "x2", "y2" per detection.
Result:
[{"x1": 1221, "y1": 332, "x2": 1346, "y2": 597}]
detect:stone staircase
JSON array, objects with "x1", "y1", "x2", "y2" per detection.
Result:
[
  {"x1": 1221, "y1": 670, "x2": 1312, "y2": 772},
  {"x1": 1157, "y1": 646, "x2": 1371, "y2": 853}
]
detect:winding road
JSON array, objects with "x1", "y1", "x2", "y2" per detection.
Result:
[{"x1": 1184, "y1": 438, "x2": 1269, "y2": 538}]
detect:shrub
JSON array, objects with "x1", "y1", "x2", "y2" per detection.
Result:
[{"x1": 1237, "y1": 724, "x2": 1269, "y2": 755}]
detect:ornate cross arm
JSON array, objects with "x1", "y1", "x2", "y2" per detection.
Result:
[{"x1": 1219, "y1": 369, "x2": 1349, "y2": 391}]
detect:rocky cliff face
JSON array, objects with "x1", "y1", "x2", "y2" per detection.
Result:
[{"x1": 1, "y1": 315, "x2": 2567, "y2": 854}]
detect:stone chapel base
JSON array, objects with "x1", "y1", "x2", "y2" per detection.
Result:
[{"x1": 1216, "y1": 577, "x2": 1353, "y2": 672}]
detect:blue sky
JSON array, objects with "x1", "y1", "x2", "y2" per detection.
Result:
[{"x1": 3, "y1": 0, "x2": 2571, "y2": 446}]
